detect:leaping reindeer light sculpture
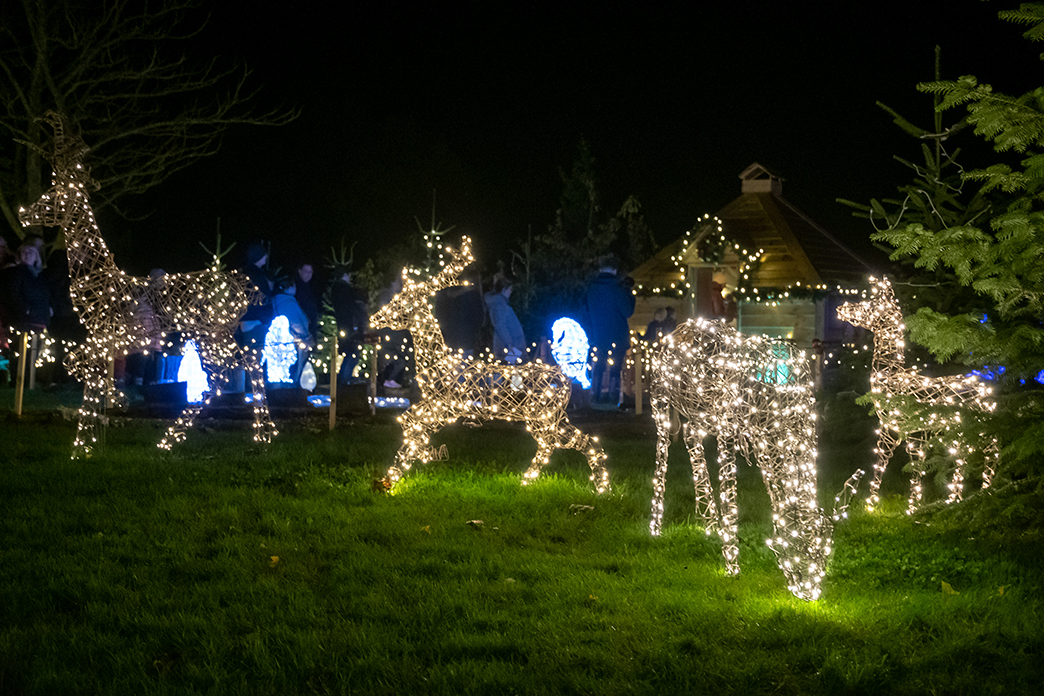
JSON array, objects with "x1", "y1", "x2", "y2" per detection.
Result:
[
  {"x1": 18, "y1": 113, "x2": 277, "y2": 457},
  {"x1": 368, "y1": 237, "x2": 610, "y2": 493},
  {"x1": 649, "y1": 318, "x2": 862, "y2": 601},
  {"x1": 836, "y1": 276, "x2": 997, "y2": 513}
]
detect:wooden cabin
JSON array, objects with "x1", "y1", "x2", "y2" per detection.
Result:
[{"x1": 630, "y1": 163, "x2": 874, "y2": 351}]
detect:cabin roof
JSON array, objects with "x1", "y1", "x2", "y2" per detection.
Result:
[{"x1": 631, "y1": 163, "x2": 873, "y2": 289}]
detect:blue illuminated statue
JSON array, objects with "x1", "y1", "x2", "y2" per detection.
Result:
[
  {"x1": 551, "y1": 317, "x2": 591, "y2": 389},
  {"x1": 177, "y1": 340, "x2": 209, "y2": 404},
  {"x1": 263, "y1": 315, "x2": 298, "y2": 385}
]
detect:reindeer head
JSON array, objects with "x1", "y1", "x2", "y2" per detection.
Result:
[
  {"x1": 18, "y1": 112, "x2": 98, "y2": 230},
  {"x1": 765, "y1": 449, "x2": 864, "y2": 601},
  {"x1": 836, "y1": 275, "x2": 901, "y2": 332},
  {"x1": 369, "y1": 236, "x2": 475, "y2": 331}
]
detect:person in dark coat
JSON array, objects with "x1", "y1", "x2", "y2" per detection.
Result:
[
  {"x1": 434, "y1": 271, "x2": 485, "y2": 358},
  {"x1": 1, "y1": 244, "x2": 51, "y2": 332},
  {"x1": 663, "y1": 306, "x2": 678, "y2": 333},
  {"x1": 331, "y1": 269, "x2": 369, "y2": 384},
  {"x1": 644, "y1": 307, "x2": 668, "y2": 343},
  {"x1": 295, "y1": 262, "x2": 320, "y2": 343},
  {"x1": 238, "y1": 241, "x2": 274, "y2": 351},
  {"x1": 0, "y1": 235, "x2": 15, "y2": 351},
  {"x1": 484, "y1": 274, "x2": 526, "y2": 363},
  {"x1": 585, "y1": 255, "x2": 635, "y2": 402}
]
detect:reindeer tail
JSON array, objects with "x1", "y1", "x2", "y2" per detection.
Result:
[{"x1": 831, "y1": 469, "x2": 866, "y2": 522}]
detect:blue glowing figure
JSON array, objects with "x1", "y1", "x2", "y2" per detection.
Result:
[
  {"x1": 551, "y1": 317, "x2": 591, "y2": 389},
  {"x1": 177, "y1": 340, "x2": 209, "y2": 404},
  {"x1": 263, "y1": 315, "x2": 298, "y2": 384}
]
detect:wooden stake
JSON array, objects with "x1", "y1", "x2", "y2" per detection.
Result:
[
  {"x1": 634, "y1": 342, "x2": 643, "y2": 416},
  {"x1": 328, "y1": 332, "x2": 339, "y2": 431},
  {"x1": 13, "y1": 332, "x2": 28, "y2": 416}
]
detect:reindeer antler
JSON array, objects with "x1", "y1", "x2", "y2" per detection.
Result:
[
  {"x1": 409, "y1": 236, "x2": 475, "y2": 296},
  {"x1": 17, "y1": 111, "x2": 98, "y2": 190}
]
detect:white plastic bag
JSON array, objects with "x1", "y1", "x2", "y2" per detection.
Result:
[{"x1": 300, "y1": 360, "x2": 317, "y2": 391}]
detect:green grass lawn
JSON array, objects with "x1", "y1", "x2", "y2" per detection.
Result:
[{"x1": 1, "y1": 389, "x2": 1042, "y2": 695}]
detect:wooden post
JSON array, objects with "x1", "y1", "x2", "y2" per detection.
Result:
[
  {"x1": 328, "y1": 330, "x2": 339, "y2": 431},
  {"x1": 634, "y1": 341, "x2": 643, "y2": 416},
  {"x1": 368, "y1": 343, "x2": 377, "y2": 416},
  {"x1": 13, "y1": 331, "x2": 28, "y2": 416},
  {"x1": 27, "y1": 332, "x2": 37, "y2": 391}
]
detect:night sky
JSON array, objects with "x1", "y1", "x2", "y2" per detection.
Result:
[{"x1": 108, "y1": 1, "x2": 1042, "y2": 276}]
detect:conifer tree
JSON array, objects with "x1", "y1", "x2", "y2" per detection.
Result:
[
  {"x1": 872, "y1": 3, "x2": 1044, "y2": 471},
  {"x1": 839, "y1": 46, "x2": 991, "y2": 321}
]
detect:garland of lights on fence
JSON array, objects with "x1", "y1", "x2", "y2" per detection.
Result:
[
  {"x1": 835, "y1": 276, "x2": 998, "y2": 513},
  {"x1": 18, "y1": 112, "x2": 277, "y2": 457},
  {"x1": 648, "y1": 317, "x2": 861, "y2": 601},
  {"x1": 368, "y1": 236, "x2": 610, "y2": 493}
]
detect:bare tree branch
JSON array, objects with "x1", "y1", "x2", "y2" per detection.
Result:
[{"x1": 0, "y1": 0, "x2": 299, "y2": 241}]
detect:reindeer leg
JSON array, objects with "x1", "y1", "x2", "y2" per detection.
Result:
[
  {"x1": 66, "y1": 347, "x2": 103, "y2": 459},
  {"x1": 388, "y1": 403, "x2": 442, "y2": 484},
  {"x1": 683, "y1": 422, "x2": 718, "y2": 535},
  {"x1": 946, "y1": 435, "x2": 966, "y2": 505},
  {"x1": 524, "y1": 422, "x2": 610, "y2": 493},
  {"x1": 906, "y1": 437, "x2": 928, "y2": 514},
  {"x1": 716, "y1": 434, "x2": 740, "y2": 575},
  {"x1": 981, "y1": 437, "x2": 1000, "y2": 490},
  {"x1": 649, "y1": 407, "x2": 673, "y2": 536},
  {"x1": 73, "y1": 370, "x2": 106, "y2": 459},
  {"x1": 158, "y1": 403, "x2": 205, "y2": 451},
  {"x1": 867, "y1": 425, "x2": 901, "y2": 512}
]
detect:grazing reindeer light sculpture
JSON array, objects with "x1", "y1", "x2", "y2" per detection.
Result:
[
  {"x1": 836, "y1": 276, "x2": 997, "y2": 513},
  {"x1": 368, "y1": 237, "x2": 610, "y2": 493},
  {"x1": 649, "y1": 318, "x2": 861, "y2": 601},
  {"x1": 18, "y1": 113, "x2": 277, "y2": 457}
]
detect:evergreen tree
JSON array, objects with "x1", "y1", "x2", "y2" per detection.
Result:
[
  {"x1": 511, "y1": 138, "x2": 653, "y2": 341},
  {"x1": 839, "y1": 47, "x2": 992, "y2": 323},
  {"x1": 872, "y1": 3, "x2": 1044, "y2": 473}
]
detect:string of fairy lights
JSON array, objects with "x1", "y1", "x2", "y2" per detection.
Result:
[
  {"x1": 836, "y1": 276, "x2": 998, "y2": 514},
  {"x1": 368, "y1": 236, "x2": 610, "y2": 493},
  {"x1": 18, "y1": 112, "x2": 277, "y2": 457},
  {"x1": 648, "y1": 317, "x2": 862, "y2": 601}
]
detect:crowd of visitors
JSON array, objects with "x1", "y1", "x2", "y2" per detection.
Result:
[{"x1": 1, "y1": 231, "x2": 679, "y2": 407}]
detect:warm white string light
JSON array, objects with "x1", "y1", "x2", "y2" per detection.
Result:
[
  {"x1": 648, "y1": 317, "x2": 861, "y2": 601},
  {"x1": 836, "y1": 276, "x2": 998, "y2": 513},
  {"x1": 369, "y1": 237, "x2": 610, "y2": 493},
  {"x1": 19, "y1": 112, "x2": 277, "y2": 457}
]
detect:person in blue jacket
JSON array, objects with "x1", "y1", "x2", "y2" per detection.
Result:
[
  {"x1": 585, "y1": 255, "x2": 635, "y2": 403},
  {"x1": 484, "y1": 274, "x2": 526, "y2": 363}
]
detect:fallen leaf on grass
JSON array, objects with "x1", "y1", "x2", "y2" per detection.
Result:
[
  {"x1": 269, "y1": 556, "x2": 280, "y2": 567},
  {"x1": 941, "y1": 580, "x2": 959, "y2": 595},
  {"x1": 421, "y1": 525, "x2": 431, "y2": 533}
]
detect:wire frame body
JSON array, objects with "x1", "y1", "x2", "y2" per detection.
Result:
[
  {"x1": 19, "y1": 113, "x2": 277, "y2": 457},
  {"x1": 649, "y1": 318, "x2": 853, "y2": 601},
  {"x1": 368, "y1": 237, "x2": 610, "y2": 493},
  {"x1": 836, "y1": 276, "x2": 998, "y2": 513}
]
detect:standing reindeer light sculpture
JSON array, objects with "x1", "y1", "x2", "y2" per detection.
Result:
[
  {"x1": 649, "y1": 318, "x2": 862, "y2": 601},
  {"x1": 18, "y1": 113, "x2": 277, "y2": 457},
  {"x1": 368, "y1": 237, "x2": 610, "y2": 493},
  {"x1": 836, "y1": 276, "x2": 998, "y2": 513}
]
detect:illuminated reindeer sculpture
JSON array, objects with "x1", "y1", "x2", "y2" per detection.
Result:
[
  {"x1": 369, "y1": 237, "x2": 610, "y2": 493},
  {"x1": 649, "y1": 318, "x2": 862, "y2": 601},
  {"x1": 18, "y1": 113, "x2": 276, "y2": 457},
  {"x1": 836, "y1": 276, "x2": 997, "y2": 513}
]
